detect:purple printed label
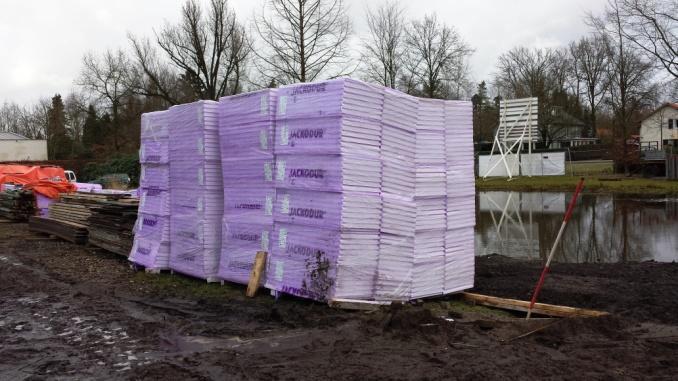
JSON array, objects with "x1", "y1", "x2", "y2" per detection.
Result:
[
  {"x1": 281, "y1": 285, "x2": 324, "y2": 301},
  {"x1": 231, "y1": 232, "x2": 261, "y2": 242},
  {"x1": 290, "y1": 128, "x2": 324, "y2": 140},
  {"x1": 145, "y1": 187, "x2": 164, "y2": 196},
  {"x1": 142, "y1": 217, "x2": 158, "y2": 227},
  {"x1": 178, "y1": 231, "x2": 197, "y2": 240},
  {"x1": 234, "y1": 203, "x2": 263, "y2": 210},
  {"x1": 290, "y1": 83, "x2": 327, "y2": 96},
  {"x1": 136, "y1": 246, "x2": 151, "y2": 256},
  {"x1": 289, "y1": 168, "x2": 325, "y2": 179},
  {"x1": 285, "y1": 243, "x2": 326, "y2": 258},
  {"x1": 228, "y1": 261, "x2": 253, "y2": 271},
  {"x1": 289, "y1": 207, "x2": 325, "y2": 220}
]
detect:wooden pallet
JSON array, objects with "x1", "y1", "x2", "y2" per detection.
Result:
[{"x1": 329, "y1": 299, "x2": 392, "y2": 311}]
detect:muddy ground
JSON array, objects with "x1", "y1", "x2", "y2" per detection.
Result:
[{"x1": 2, "y1": 222, "x2": 678, "y2": 380}]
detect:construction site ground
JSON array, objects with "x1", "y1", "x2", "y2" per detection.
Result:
[{"x1": 2, "y1": 222, "x2": 678, "y2": 380}]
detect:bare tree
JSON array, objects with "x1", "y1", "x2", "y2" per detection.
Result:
[
  {"x1": 64, "y1": 92, "x2": 87, "y2": 142},
  {"x1": 403, "y1": 14, "x2": 473, "y2": 99},
  {"x1": 617, "y1": 0, "x2": 677, "y2": 78},
  {"x1": 254, "y1": 0, "x2": 353, "y2": 84},
  {"x1": 569, "y1": 36, "x2": 611, "y2": 137},
  {"x1": 129, "y1": 0, "x2": 250, "y2": 103},
  {"x1": 22, "y1": 98, "x2": 51, "y2": 140},
  {"x1": 361, "y1": 0, "x2": 406, "y2": 88},
  {"x1": 0, "y1": 102, "x2": 23, "y2": 134},
  {"x1": 79, "y1": 49, "x2": 133, "y2": 152},
  {"x1": 589, "y1": 0, "x2": 658, "y2": 173}
]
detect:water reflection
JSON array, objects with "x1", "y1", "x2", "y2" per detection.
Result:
[{"x1": 475, "y1": 191, "x2": 678, "y2": 263}]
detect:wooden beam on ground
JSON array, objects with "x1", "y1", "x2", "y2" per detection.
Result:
[
  {"x1": 246, "y1": 251, "x2": 267, "y2": 298},
  {"x1": 461, "y1": 292, "x2": 609, "y2": 318},
  {"x1": 329, "y1": 299, "x2": 392, "y2": 311}
]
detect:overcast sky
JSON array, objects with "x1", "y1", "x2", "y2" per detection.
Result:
[{"x1": 0, "y1": 0, "x2": 608, "y2": 105}]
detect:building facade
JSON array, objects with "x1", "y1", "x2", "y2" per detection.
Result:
[
  {"x1": 0, "y1": 132, "x2": 48, "y2": 161},
  {"x1": 640, "y1": 103, "x2": 678, "y2": 150}
]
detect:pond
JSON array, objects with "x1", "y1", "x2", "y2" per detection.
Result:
[{"x1": 475, "y1": 191, "x2": 678, "y2": 263}]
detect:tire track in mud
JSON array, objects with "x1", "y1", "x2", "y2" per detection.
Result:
[{"x1": 0, "y1": 251, "x2": 160, "y2": 379}]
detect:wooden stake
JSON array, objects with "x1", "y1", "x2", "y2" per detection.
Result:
[
  {"x1": 462, "y1": 292, "x2": 608, "y2": 318},
  {"x1": 246, "y1": 251, "x2": 267, "y2": 298}
]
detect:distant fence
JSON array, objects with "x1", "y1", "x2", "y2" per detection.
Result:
[
  {"x1": 668, "y1": 154, "x2": 678, "y2": 180},
  {"x1": 568, "y1": 144, "x2": 612, "y2": 161}
]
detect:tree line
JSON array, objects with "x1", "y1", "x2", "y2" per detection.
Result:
[
  {"x1": 474, "y1": 0, "x2": 676, "y2": 164},
  {"x1": 0, "y1": 0, "x2": 675, "y2": 167}
]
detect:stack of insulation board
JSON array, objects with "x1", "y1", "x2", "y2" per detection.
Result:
[
  {"x1": 130, "y1": 110, "x2": 172, "y2": 270},
  {"x1": 412, "y1": 99, "x2": 447, "y2": 299},
  {"x1": 168, "y1": 101, "x2": 223, "y2": 281},
  {"x1": 217, "y1": 89, "x2": 277, "y2": 284},
  {"x1": 443, "y1": 101, "x2": 475, "y2": 294},
  {"x1": 374, "y1": 89, "x2": 419, "y2": 301},
  {"x1": 264, "y1": 79, "x2": 384, "y2": 301}
]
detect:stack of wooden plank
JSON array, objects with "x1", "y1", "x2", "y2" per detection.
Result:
[
  {"x1": 28, "y1": 215, "x2": 88, "y2": 244},
  {"x1": 29, "y1": 192, "x2": 138, "y2": 251},
  {"x1": 0, "y1": 189, "x2": 36, "y2": 221},
  {"x1": 87, "y1": 198, "x2": 139, "y2": 256}
]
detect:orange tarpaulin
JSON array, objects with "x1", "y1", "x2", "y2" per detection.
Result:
[{"x1": 0, "y1": 165, "x2": 76, "y2": 198}]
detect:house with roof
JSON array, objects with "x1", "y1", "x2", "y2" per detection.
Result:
[
  {"x1": 547, "y1": 107, "x2": 598, "y2": 149},
  {"x1": 639, "y1": 103, "x2": 678, "y2": 151},
  {"x1": 0, "y1": 132, "x2": 48, "y2": 161}
]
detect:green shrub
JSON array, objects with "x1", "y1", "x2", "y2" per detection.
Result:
[{"x1": 81, "y1": 154, "x2": 140, "y2": 187}]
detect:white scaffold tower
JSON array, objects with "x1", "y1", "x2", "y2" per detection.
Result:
[{"x1": 482, "y1": 97, "x2": 539, "y2": 180}]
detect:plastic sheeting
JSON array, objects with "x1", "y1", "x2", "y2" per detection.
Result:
[
  {"x1": 168, "y1": 101, "x2": 223, "y2": 281},
  {"x1": 133, "y1": 78, "x2": 476, "y2": 301},
  {"x1": 130, "y1": 110, "x2": 172, "y2": 271}
]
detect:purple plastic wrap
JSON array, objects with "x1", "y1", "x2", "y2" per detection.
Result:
[
  {"x1": 274, "y1": 189, "x2": 381, "y2": 230},
  {"x1": 35, "y1": 193, "x2": 53, "y2": 217},
  {"x1": 222, "y1": 187, "x2": 275, "y2": 224},
  {"x1": 221, "y1": 157, "x2": 275, "y2": 186},
  {"x1": 141, "y1": 110, "x2": 170, "y2": 140},
  {"x1": 275, "y1": 79, "x2": 383, "y2": 121},
  {"x1": 139, "y1": 187, "x2": 170, "y2": 216},
  {"x1": 140, "y1": 165, "x2": 169, "y2": 190},
  {"x1": 167, "y1": 100, "x2": 223, "y2": 281},
  {"x1": 266, "y1": 223, "x2": 340, "y2": 301},
  {"x1": 219, "y1": 89, "x2": 277, "y2": 125},
  {"x1": 130, "y1": 79, "x2": 476, "y2": 299},
  {"x1": 140, "y1": 138, "x2": 169, "y2": 164},
  {"x1": 130, "y1": 238, "x2": 170, "y2": 270},
  {"x1": 218, "y1": 222, "x2": 272, "y2": 284},
  {"x1": 274, "y1": 116, "x2": 381, "y2": 158},
  {"x1": 275, "y1": 154, "x2": 381, "y2": 193},
  {"x1": 134, "y1": 213, "x2": 170, "y2": 243},
  {"x1": 219, "y1": 120, "x2": 275, "y2": 160}
]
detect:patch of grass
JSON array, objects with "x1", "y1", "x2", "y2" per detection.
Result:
[
  {"x1": 477, "y1": 176, "x2": 678, "y2": 195},
  {"x1": 565, "y1": 161, "x2": 614, "y2": 176},
  {"x1": 130, "y1": 271, "x2": 261, "y2": 302}
]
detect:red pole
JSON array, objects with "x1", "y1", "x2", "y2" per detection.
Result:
[{"x1": 527, "y1": 178, "x2": 585, "y2": 319}]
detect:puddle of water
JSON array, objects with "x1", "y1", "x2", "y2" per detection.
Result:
[{"x1": 475, "y1": 191, "x2": 678, "y2": 263}]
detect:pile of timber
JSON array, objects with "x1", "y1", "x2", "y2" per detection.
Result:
[
  {"x1": 28, "y1": 215, "x2": 88, "y2": 244},
  {"x1": 87, "y1": 198, "x2": 139, "y2": 256},
  {"x1": 31, "y1": 192, "x2": 138, "y2": 253},
  {"x1": 47, "y1": 193, "x2": 132, "y2": 225},
  {"x1": 0, "y1": 189, "x2": 36, "y2": 221}
]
